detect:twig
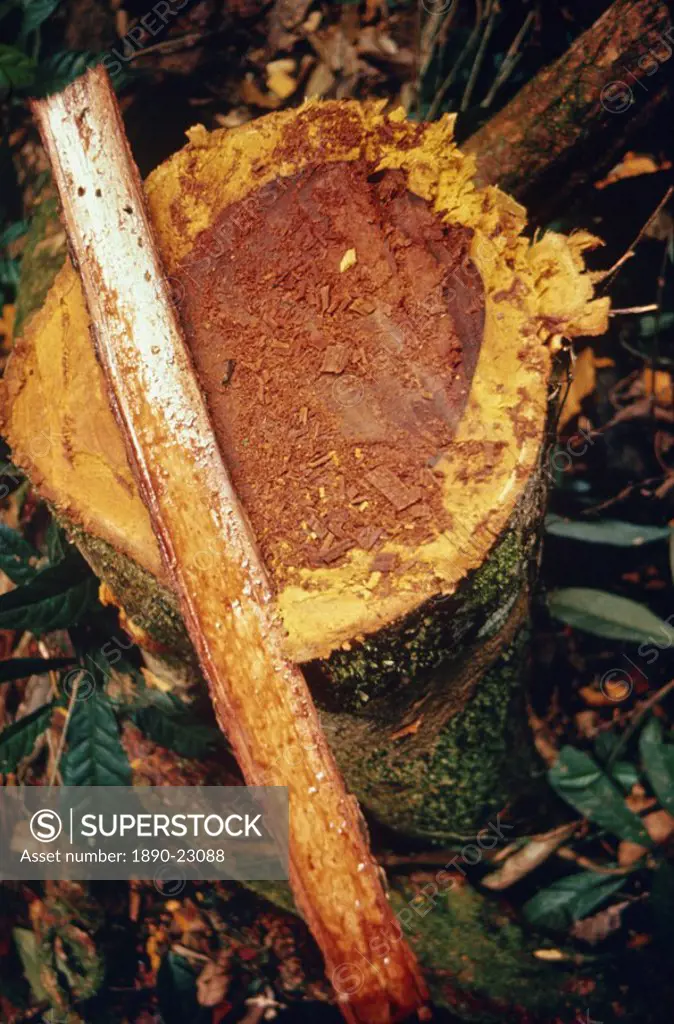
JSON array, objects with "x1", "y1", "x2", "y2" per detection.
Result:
[
  {"x1": 427, "y1": 0, "x2": 483, "y2": 120},
  {"x1": 606, "y1": 676, "x2": 674, "y2": 770},
  {"x1": 609, "y1": 304, "x2": 659, "y2": 315},
  {"x1": 47, "y1": 670, "x2": 79, "y2": 788},
  {"x1": 650, "y1": 229, "x2": 673, "y2": 401},
  {"x1": 32, "y1": 67, "x2": 427, "y2": 1024},
  {"x1": 130, "y1": 30, "x2": 215, "y2": 61},
  {"x1": 419, "y1": 3, "x2": 459, "y2": 81},
  {"x1": 481, "y1": 9, "x2": 535, "y2": 108},
  {"x1": 582, "y1": 476, "x2": 662, "y2": 516},
  {"x1": 460, "y1": 0, "x2": 496, "y2": 112},
  {"x1": 600, "y1": 186, "x2": 674, "y2": 289},
  {"x1": 555, "y1": 846, "x2": 644, "y2": 875}
]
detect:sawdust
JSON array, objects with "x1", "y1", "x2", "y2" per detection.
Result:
[{"x1": 177, "y1": 161, "x2": 485, "y2": 577}]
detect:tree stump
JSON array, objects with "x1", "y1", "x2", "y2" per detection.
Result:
[{"x1": 1, "y1": 101, "x2": 608, "y2": 841}]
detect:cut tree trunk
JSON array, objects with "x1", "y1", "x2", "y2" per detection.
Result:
[
  {"x1": 31, "y1": 68, "x2": 427, "y2": 1024},
  {"x1": 1, "y1": 100, "x2": 608, "y2": 846}
]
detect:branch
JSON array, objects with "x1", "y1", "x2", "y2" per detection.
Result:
[
  {"x1": 32, "y1": 67, "x2": 427, "y2": 1024},
  {"x1": 464, "y1": 0, "x2": 672, "y2": 205}
]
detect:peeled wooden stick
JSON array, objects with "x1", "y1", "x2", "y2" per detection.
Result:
[{"x1": 32, "y1": 67, "x2": 427, "y2": 1024}]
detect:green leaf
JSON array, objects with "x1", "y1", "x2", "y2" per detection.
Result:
[
  {"x1": 545, "y1": 515, "x2": 671, "y2": 547},
  {"x1": 0, "y1": 655, "x2": 74, "y2": 682},
  {"x1": 548, "y1": 588, "x2": 674, "y2": 645},
  {"x1": 61, "y1": 689, "x2": 131, "y2": 786},
  {"x1": 523, "y1": 871, "x2": 626, "y2": 932},
  {"x1": 0, "y1": 219, "x2": 28, "y2": 247},
  {"x1": 549, "y1": 746, "x2": 652, "y2": 845},
  {"x1": 0, "y1": 1, "x2": 19, "y2": 25},
  {"x1": 611, "y1": 760, "x2": 640, "y2": 793},
  {"x1": 32, "y1": 49, "x2": 101, "y2": 95},
  {"x1": 594, "y1": 730, "x2": 619, "y2": 763},
  {"x1": 0, "y1": 523, "x2": 40, "y2": 584},
  {"x1": 639, "y1": 717, "x2": 674, "y2": 816},
  {"x1": 0, "y1": 701, "x2": 53, "y2": 772},
  {"x1": 157, "y1": 953, "x2": 209, "y2": 1024},
  {"x1": 0, "y1": 255, "x2": 20, "y2": 288},
  {"x1": 594, "y1": 728, "x2": 640, "y2": 791},
  {"x1": 638, "y1": 312, "x2": 674, "y2": 338},
  {"x1": 0, "y1": 44, "x2": 36, "y2": 93},
  {"x1": 13, "y1": 928, "x2": 48, "y2": 1003},
  {"x1": 0, "y1": 552, "x2": 98, "y2": 633},
  {"x1": 17, "y1": 0, "x2": 61, "y2": 37},
  {"x1": 45, "y1": 518, "x2": 71, "y2": 564},
  {"x1": 132, "y1": 693, "x2": 221, "y2": 759}
]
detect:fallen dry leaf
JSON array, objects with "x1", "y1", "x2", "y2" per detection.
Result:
[
  {"x1": 482, "y1": 823, "x2": 576, "y2": 890},
  {"x1": 0, "y1": 304, "x2": 15, "y2": 348},
  {"x1": 305, "y1": 61, "x2": 335, "y2": 99},
  {"x1": 625, "y1": 784, "x2": 656, "y2": 815},
  {"x1": 596, "y1": 151, "x2": 672, "y2": 189},
  {"x1": 571, "y1": 900, "x2": 630, "y2": 944},
  {"x1": 574, "y1": 709, "x2": 600, "y2": 737},
  {"x1": 390, "y1": 716, "x2": 424, "y2": 741},
  {"x1": 643, "y1": 808, "x2": 674, "y2": 844},
  {"x1": 617, "y1": 840, "x2": 648, "y2": 866},
  {"x1": 641, "y1": 368, "x2": 674, "y2": 406},
  {"x1": 618, "y1": 812, "x2": 673, "y2": 866},
  {"x1": 197, "y1": 960, "x2": 230, "y2": 1008}
]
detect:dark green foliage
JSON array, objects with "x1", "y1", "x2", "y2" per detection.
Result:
[
  {"x1": 545, "y1": 515, "x2": 671, "y2": 547},
  {"x1": 0, "y1": 219, "x2": 28, "y2": 245},
  {"x1": 16, "y1": 0, "x2": 62, "y2": 39},
  {"x1": 32, "y1": 49, "x2": 101, "y2": 96},
  {"x1": 0, "y1": 655, "x2": 74, "y2": 681},
  {"x1": 549, "y1": 746, "x2": 653, "y2": 846},
  {"x1": 45, "y1": 517, "x2": 68, "y2": 564},
  {"x1": 639, "y1": 718, "x2": 674, "y2": 817},
  {"x1": 132, "y1": 691, "x2": 222, "y2": 759},
  {"x1": 523, "y1": 871, "x2": 626, "y2": 932},
  {"x1": 61, "y1": 688, "x2": 131, "y2": 786},
  {"x1": 548, "y1": 588, "x2": 674, "y2": 646},
  {"x1": 0, "y1": 522, "x2": 40, "y2": 584},
  {"x1": 157, "y1": 952, "x2": 210, "y2": 1024},
  {"x1": 0, "y1": 700, "x2": 54, "y2": 771},
  {"x1": 0, "y1": 43, "x2": 36, "y2": 94},
  {"x1": 0, "y1": 551, "x2": 98, "y2": 632}
]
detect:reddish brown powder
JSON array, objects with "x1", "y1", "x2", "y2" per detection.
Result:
[{"x1": 176, "y1": 163, "x2": 485, "y2": 578}]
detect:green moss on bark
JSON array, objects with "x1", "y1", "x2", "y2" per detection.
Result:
[
  {"x1": 325, "y1": 625, "x2": 536, "y2": 841},
  {"x1": 319, "y1": 531, "x2": 528, "y2": 714}
]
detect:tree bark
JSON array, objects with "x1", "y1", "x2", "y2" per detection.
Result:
[
  {"x1": 463, "y1": 0, "x2": 673, "y2": 215},
  {"x1": 31, "y1": 67, "x2": 427, "y2": 1024}
]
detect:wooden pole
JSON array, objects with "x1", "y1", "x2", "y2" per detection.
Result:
[{"x1": 32, "y1": 66, "x2": 427, "y2": 1024}]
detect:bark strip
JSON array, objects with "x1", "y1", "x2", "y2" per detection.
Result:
[{"x1": 32, "y1": 66, "x2": 427, "y2": 1024}]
